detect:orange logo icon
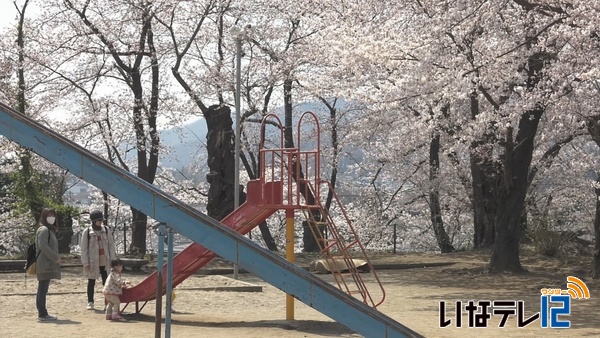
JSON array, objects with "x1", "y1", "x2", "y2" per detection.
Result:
[{"x1": 565, "y1": 276, "x2": 590, "y2": 299}]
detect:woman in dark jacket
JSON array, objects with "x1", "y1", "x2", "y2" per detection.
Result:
[{"x1": 35, "y1": 208, "x2": 62, "y2": 321}]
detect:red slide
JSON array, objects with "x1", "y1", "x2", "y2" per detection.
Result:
[{"x1": 120, "y1": 181, "x2": 281, "y2": 303}]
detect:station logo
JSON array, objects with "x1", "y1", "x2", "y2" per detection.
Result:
[{"x1": 439, "y1": 275, "x2": 590, "y2": 328}]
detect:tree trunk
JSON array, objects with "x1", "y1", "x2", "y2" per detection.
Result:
[
  {"x1": 489, "y1": 51, "x2": 549, "y2": 273},
  {"x1": 170, "y1": 48, "x2": 277, "y2": 247},
  {"x1": 594, "y1": 175, "x2": 600, "y2": 278},
  {"x1": 257, "y1": 222, "x2": 278, "y2": 251},
  {"x1": 67, "y1": 7, "x2": 160, "y2": 255},
  {"x1": 471, "y1": 157, "x2": 486, "y2": 247},
  {"x1": 129, "y1": 209, "x2": 148, "y2": 257},
  {"x1": 15, "y1": 1, "x2": 43, "y2": 221},
  {"x1": 322, "y1": 99, "x2": 339, "y2": 212},
  {"x1": 489, "y1": 206, "x2": 523, "y2": 272},
  {"x1": 303, "y1": 220, "x2": 326, "y2": 252},
  {"x1": 204, "y1": 105, "x2": 241, "y2": 221},
  {"x1": 56, "y1": 212, "x2": 73, "y2": 254},
  {"x1": 469, "y1": 91, "x2": 496, "y2": 248},
  {"x1": 429, "y1": 133, "x2": 454, "y2": 253},
  {"x1": 583, "y1": 114, "x2": 600, "y2": 278},
  {"x1": 489, "y1": 108, "x2": 543, "y2": 273},
  {"x1": 489, "y1": 184, "x2": 527, "y2": 273},
  {"x1": 280, "y1": 78, "x2": 320, "y2": 252},
  {"x1": 471, "y1": 151, "x2": 497, "y2": 248},
  {"x1": 128, "y1": 60, "x2": 158, "y2": 254},
  {"x1": 586, "y1": 130, "x2": 600, "y2": 279}
]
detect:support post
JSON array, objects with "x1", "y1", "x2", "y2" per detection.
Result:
[
  {"x1": 165, "y1": 227, "x2": 174, "y2": 338},
  {"x1": 285, "y1": 208, "x2": 295, "y2": 320},
  {"x1": 233, "y1": 30, "x2": 242, "y2": 280},
  {"x1": 155, "y1": 223, "x2": 166, "y2": 338}
]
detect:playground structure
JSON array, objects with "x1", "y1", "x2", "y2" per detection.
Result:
[
  {"x1": 257, "y1": 112, "x2": 386, "y2": 308},
  {"x1": 0, "y1": 101, "x2": 423, "y2": 338}
]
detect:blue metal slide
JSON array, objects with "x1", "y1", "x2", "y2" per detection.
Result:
[{"x1": 0, "y1": 102, "x2": 423, "y2": 338}]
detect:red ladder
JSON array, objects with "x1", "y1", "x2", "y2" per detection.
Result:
[
  {"x1": 299, "y1": 179, "x2": 386, "y2": 308},
  {"x1": 257, "y1": 112, "x2": 386, "y2": 308}
]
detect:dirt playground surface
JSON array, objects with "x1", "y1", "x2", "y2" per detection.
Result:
[{"x1": 0, "y1": 249, "x2": 598, "y2": 338}]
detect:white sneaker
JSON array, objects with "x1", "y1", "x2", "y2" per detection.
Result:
[{"x1": 87, "y1": 302, "x2": 94, "y2": 310}]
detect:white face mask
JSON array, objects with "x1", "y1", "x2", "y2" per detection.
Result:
[{"x1": 46, "y1": 216, "x2": 56, "y2": 225}]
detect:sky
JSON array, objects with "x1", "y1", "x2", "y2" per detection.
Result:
[{"x1": 0, "y1": 2, "x2": 18, "y2": 29}]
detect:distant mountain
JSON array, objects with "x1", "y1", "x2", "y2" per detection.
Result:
[
  {"x1": 157, "y1": 99, "x2": 365, "y2": 172},
  {"x1": 158, "y1": 117, "x2": 208, "y2": 170}
]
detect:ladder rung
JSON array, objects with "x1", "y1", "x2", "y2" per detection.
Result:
[
  {"x1": 345, "y1": 239, "x2": 358, "y2": 250},
  {"x1": 321, "y1": 240, "x2": 338, "y2": 252}
]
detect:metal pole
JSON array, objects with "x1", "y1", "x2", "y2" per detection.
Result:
[
  {"x1": 123, "y1": 223, "x2": 127, "y2": 254},
  {"x1": 234, "y1": 37, "x2": 241, "y2": 214},
  {"x1": 285, "y1": 209, "x2": 295, "y2": 320},
  {"x1": 165, "y1": 227, "x2": 174, "y2": 338},
  {"x1": 155, "y1": 224, "x2": 166, "y2": 338},
  {"x1": 233, "y1": 35, "x2": 242, "y2": 279}
]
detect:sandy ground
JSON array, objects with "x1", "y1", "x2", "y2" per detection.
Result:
[{"x1": 0, "y1": 250, "x2": 598, "y2": 338}]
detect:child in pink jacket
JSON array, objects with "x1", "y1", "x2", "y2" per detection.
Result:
[{"x1": 102, "y1": 259, "x2": 131, "y2": 321}]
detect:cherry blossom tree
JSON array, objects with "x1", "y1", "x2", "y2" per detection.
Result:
[
  {"x1": 2, "y1": 0, "x2": 599, "y2": 275},
  {"x1": 17, "y1": 0, "x2": 178, "y2": 255},
  {"x1": 307, "y1": 1, "x2": 600, "y2": 272}
]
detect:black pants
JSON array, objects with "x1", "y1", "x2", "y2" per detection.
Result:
[
  {"x1": 36, "y1": 279, "x2": 51, "y2": 317},
  {"x1": 87, "y1": 266, "x2": 108, "y2": 303}
]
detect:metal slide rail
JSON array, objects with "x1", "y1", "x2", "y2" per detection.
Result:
[{"x1": 0, "y1": 102, "x2": 423, "y2": 338}]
